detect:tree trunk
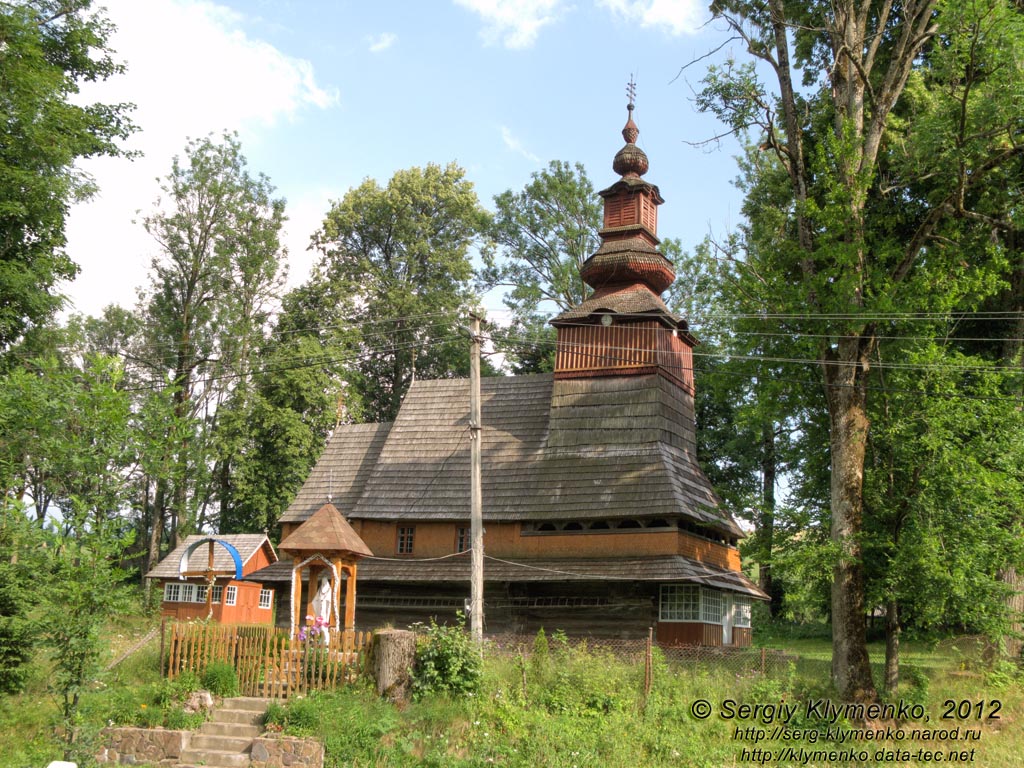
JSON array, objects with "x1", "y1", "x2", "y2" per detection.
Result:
[
  {"x1": 759, "y1": 421, "x2": 778, "y2": 615},
  {"x1": 147, "y1": 478, "x2": 164, "y2": 573},
  {"x1": 884, "y1": 599, "x2": 900, "y2": 694},
  {"x1": 370, "y1": 628, "x2": 416, "y2": 703},
  {"x1": 825, "y1": 338, "x2": 877, "y2": 702}
]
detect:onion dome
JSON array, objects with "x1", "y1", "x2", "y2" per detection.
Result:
[{"x1": 612, "y1": 104, "x2": 649, "y2": 178}]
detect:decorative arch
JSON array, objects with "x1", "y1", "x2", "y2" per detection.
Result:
[{"x1": 177, "y1": 537, "x2": 244, "y2": 580}]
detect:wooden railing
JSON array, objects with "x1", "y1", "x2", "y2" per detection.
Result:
[{"x1": 164, "y1": 622, "x2": 371, "y2": 698}]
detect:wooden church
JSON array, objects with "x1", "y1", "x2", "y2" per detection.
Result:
[{"x1": 251, "y1": 100, "x2": 767, "y2": 646}]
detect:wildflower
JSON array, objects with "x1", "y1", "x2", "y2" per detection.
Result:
[{"x1": 140, "y1": 704, "x2": 147, "y2": 709}]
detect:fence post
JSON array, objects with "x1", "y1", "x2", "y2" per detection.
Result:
[
  {"x1": 644, "y1": 626, "x2": 653, "y2": 702},
  {"x1": 159, "y1": 618, "x2": 166, "y2": 677},
  {"x1": 761, "y1": 647, "x2": 766, "y2": 676}
]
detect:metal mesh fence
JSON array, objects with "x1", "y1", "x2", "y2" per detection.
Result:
[{"x1": 483, "y1": 633, "x2": 799, "y2": 678}]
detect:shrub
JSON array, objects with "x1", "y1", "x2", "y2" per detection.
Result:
[
  {"x1": 282, "y1": 695, "x2": 321, "y2": 735},
  {"x1": 412, "y1": 616, "x2": 481, "y2": 698},
  {"x1": 163, "y1": 707, "x2": 205, "y2": 730},
  {"x1": 201, "y1": 661, "x2": 239, "y2": 697}
]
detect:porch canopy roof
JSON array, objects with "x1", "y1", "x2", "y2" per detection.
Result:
[
  {"x1": 278, "y1": 502, "x2": 372, "y2": 559},
  {"x1": 248, "y1": 552, "x2": 766, "y2": 600}
]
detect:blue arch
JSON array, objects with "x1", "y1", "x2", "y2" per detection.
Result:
[{"x1": 178, "y1": 537, "x2": 244, "y2": 580}]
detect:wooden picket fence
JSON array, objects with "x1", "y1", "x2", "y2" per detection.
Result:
[{"x1": 163, "y1": 621, "x2": 371, "y2": 698}]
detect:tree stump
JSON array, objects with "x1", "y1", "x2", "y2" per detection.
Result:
[{"x1": 370, "y1": 629, "x2": 416, "y2": 703}]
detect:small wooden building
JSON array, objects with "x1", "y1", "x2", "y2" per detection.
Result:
[{"x1": 146, "y1": 534, "x2": 278, "y2": 624}]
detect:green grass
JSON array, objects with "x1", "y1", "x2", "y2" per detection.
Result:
[
  {"x1": 1, "y1": 612, "x2": 1021, "y2": 768},
  {"x1": 267, "y1": 639, "x2": 1023, "y2": 768}
]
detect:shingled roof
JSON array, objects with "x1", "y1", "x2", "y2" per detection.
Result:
[
  {"x1": 145, "y1": 534, "x2": 276, "y2": 580},
  {"x1": 280, "y1": 422, "x2": 390, "y2": 524},
  {"x1": 279, "y1": 372, "x2": 742, "y2": 538},
  {"x1": 279, "y1": 502, "x2": 373, "y2": 558}
]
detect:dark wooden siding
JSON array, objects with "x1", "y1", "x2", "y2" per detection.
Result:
[{"x1": 656, "y1": 622, "x2": 723, "y2": 646}]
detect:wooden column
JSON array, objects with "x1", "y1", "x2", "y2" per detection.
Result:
[
  {"x1": 291, "y1": 562, "x2": 302, "y2": 638},
  {"x1": 331, "y1": 557, "x2": 342, "y2": 633},
  {"x1": 344, "y1": 563, "x2": 357, "y2": 631}
]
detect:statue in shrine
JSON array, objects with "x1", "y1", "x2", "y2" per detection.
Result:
[{"x1": 311, "y1": 572, "x2": 333, "y2": 641}]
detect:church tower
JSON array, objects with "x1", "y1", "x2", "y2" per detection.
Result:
[{"x1": 550, "y1": 89, "x2": 697, "y2": 398}]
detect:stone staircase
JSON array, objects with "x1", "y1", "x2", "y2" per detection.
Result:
[{"x1": 178, "y1": 696, "x2": 269, "y2": 768}]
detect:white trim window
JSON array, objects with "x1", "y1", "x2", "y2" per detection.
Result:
[
  {"x1": 195, "y1": 585, "x2": 207, "y2": 603},
  {"x1": 701, "y1": 589, "x2": 724, "y2": 624},
  {"x1": 163, "y1": 582, "x2": 181, "y2": 603},
  {"x1": 659, "y1": 585, "x2": 732, "y2": 625},
  {"x1": 259, "y1": 589, "x2": 273, "y2": 610},
  {"x1": 210, "y1": 585, "x2": 223, "y2": 604},
  {"x1": 734, "y1": 598, "x2": 752, "y2": 628},
  {"x1": 180, "y1": 583, "x2": 196, "y2": 604},
  {"x1": 659, "y1": 584, "x2": 700, "y2": 621},
  {"x1": 225, "y1": 586, "x2": 237, "y2": 606}
]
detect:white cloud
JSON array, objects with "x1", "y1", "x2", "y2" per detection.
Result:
[
  {"x1": 63, "y1": 0, "x2": 338, "y2": 318},
  {"x1": 500, "y1": 126, "x2": 540, "y2": 163},
  {"x1": 368, "y1": 32, "x2": 397, "y2": 53},
  {"x1": 454, "y1": 0, "x2": 564, "y2": 49},
  {"x1": 598, "y1": 0, "x2": 705, "y2": 36}
]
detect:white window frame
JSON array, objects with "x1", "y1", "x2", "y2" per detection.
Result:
[
  {"x1": 194, "y1": 585, "x2": 207, "y2": 603},
  {"x1": 701, "y1": 589, "x2": 724, "y2": 624},
  {"x1": 225, "y1": 586, "x2": 237, "y2": 606},
  {"x1": 259, "y1": 589, "x2": 273, "y2": 610},
  {"x1": 659, "y1": 585, "x2": 730, "y2": 626},
  {"x1": 180, "y1": 583, "x2": 196, "y2": 604},
  {"x1": 734, "y1": 598, "x2": 752, "y2": 628},
  {"x1": 210, "y1": 585, "x2": 223, "y2": 604},
  {"x1": 659, "y1": 584, "x2": 700, "y2": 622},
  {"x1": 164, "y1": 582, "x2": 181, "y2": 603}
]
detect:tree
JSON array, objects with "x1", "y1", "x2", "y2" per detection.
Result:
[
  {"x1": 480, "y1": 161, "x2": 600, "y2": 373},
  {"x1": 698, "y1": 0, "x2": 1024, "y2": 699},
  {"x1": 44, "y1": 511, "x2": 131, "y2": 757},
  {"x1": 311, "y1": 163, "x2": 491, "y2": 421},
  {"x1": 0, "y1": 1, "x2": 134, "y2": 352},
  {"x1": 137, "y1": 132, "x2": 286, "y2": 547},
  {"x1": 482, "y1": 161, "x2": 601, "y2": 314},
  {"x1": 479, "y1": 159, "x2": 598, "y2": 376}
]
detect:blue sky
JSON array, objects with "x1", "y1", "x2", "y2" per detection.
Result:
[{"x1": 66, "y1": 0, "x2": 748, "y2": 322}]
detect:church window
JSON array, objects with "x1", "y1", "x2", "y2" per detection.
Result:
[{"x1": 397, "y1": 526, "x2": 415, "y2": 555}]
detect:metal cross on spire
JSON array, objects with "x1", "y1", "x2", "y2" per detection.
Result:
[{"x1": 626, "y1": 74, "x2": 637, "y2": 110}]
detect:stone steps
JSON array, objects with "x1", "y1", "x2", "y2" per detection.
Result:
[
  {"x1": 200, "y1": 721, "x2": 261, "y2": 738},
  {"x1": 176, "y1": 696, "x2": 270, "y2": 768}
]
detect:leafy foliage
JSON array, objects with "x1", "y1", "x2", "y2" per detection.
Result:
[
  {"x1": 0, "y1": 1, "x2": 135, "y2": 352},
  {"x1": 412, "y1": 617, "x2": 482, "y2": 699},
  {"x1": 310, "y1": 163, "x2": 491, "y2": 421},
  {"x1": 201, "y1": 660, "x2": 239, "y2": 698},
  {"x1": 480, "y1": 161, "x2": 602, "y2": 371}
]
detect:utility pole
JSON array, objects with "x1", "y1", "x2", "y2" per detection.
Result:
[{"x1": 469, "y1": 313, "x2": 484, "y2": 644}]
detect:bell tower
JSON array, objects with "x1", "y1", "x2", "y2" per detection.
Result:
[{"x1": 550, "y1": 81, "x2": 697, "y2": 396}]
